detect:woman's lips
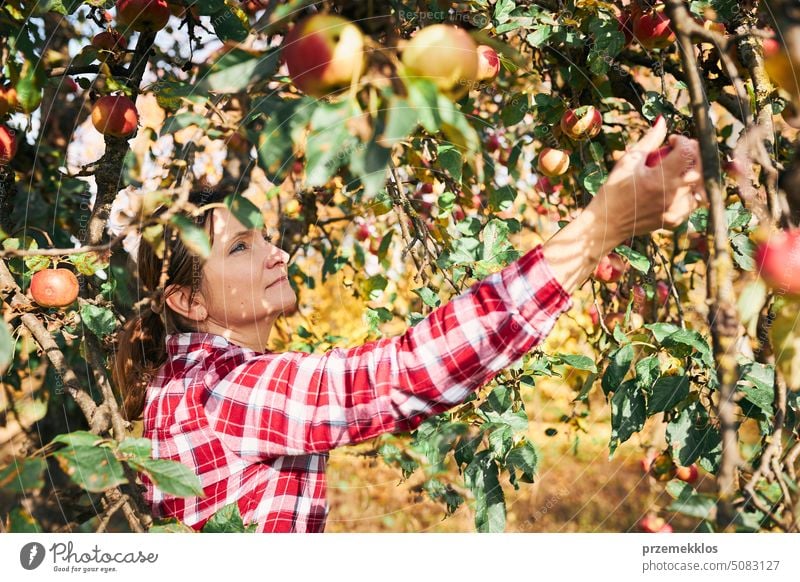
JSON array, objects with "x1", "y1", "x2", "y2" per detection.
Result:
[{"x1": 267, "y1": 275, "x2": 288, "y2": 288}]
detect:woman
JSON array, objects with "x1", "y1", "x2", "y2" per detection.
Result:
[{"x1": 113, "y1": 118, "x2": 706, "y2": 533}]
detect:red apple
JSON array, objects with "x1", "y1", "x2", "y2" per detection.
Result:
[
  {"x1": 675, "y1": 464, "x2": 698, "y2": 483},
  {"x1": 645, "y1": 145, "x2": 672, "y2": 167},
  {"x1": 418, "y1": 182, "x2": 434, "y2": 194},
  {"x1": 486, "y1": 134, "x2": 502, "y2": 152},
  {"x1": 593, "y1": 252, "x2": 627, "y2": 283},
  {"x1": 115, "y1": 0, "x2": 170, "y2": 33},
  {"x1": 617, "y1": 11, "x2": 635, "y2": 46},
  {"x1": 560, "y1": 105, "x2": 602, "y2": 141},
  {"x1": 476, "y1": 44, "x2": 500, "y2": 81},
  {"x1": 92, "y1": 30, "x2": 128, "y2": 53},
  {"x1": 402, "y1": 24, "x2": 479, "y2": 99},
  {"x1": 649, "y1": 451, "x2": 677, "y2": 481},
  {"x1": 91, "y1": 95, "x2": 139, "y2": 138},
  {"x1": 30, "y1": 268, "x2": 80, "y2": 308},
  {"x1": 603, "y1": 312, "x2": 626, "y2": 332},
  {"x1": 355, "y1": 222, "x2": 371, "y2": 242},
  {"x1": 537, "y1": 147, "x2": 570, "y2": 177},
  {"x1": 754, "y1": 229, "x2": 800, "y2": 295},
  {"x1": 656, "y1": 281, "x2": 670, "y2": 305},
  {"x1": 0, "y1": 84, "x2": 18, "y2": 117},
  {"x1": 453, "y1": 206, "x2": 466, "y2": 221},
  {"x1": 291, "y1": 160, "x2": 304, "y2": 175},
  {"x1": 639, "y1": 515, "x2": 673, "y2": 533},
  {"x1": 0, "y1": 124, "x2": 18, "y2": 163},
  {"x1": 282, "y1": 15, "x2": 365, "y2": 99},
  {"x1": 633, "y1": 7, "x2": 676, "y2": 50}
]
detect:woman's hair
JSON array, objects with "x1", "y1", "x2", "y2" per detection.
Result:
[{"x1": 113, "y1": 190, "x2": 228, "y2": 422}]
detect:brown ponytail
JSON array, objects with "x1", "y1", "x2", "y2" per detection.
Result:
[{"x1": 112, "y1": 190, "x2": 228, "y2": 422}]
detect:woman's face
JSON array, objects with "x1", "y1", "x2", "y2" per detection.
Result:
[{"x1": 170, "y1": 206, "x2": 296, "y2": 349}]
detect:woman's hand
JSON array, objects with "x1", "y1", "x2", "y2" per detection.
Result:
[
  {"x1": 541, "y1": 117, "x2": 707, "y2": 295},
  {"x1": 590, "y1": 116, "x2": 707, "y2": 237}
]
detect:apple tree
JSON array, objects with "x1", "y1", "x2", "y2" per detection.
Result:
[{"x1": 1, "y1": 0, "x2": 800, "y2": 533}]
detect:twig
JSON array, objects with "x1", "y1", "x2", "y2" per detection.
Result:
[
  {"x1": 664, "y1": 0, "x2": 743, "y2": 530},
  {"x1": 96, "y1": 493, "x2": 130, "y2": 533}
]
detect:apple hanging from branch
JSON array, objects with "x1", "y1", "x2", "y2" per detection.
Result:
[
  {"x1": 633, "y1": 6, "x2": 676, "y2": 50},
  {"x1": 476, "y1": 45, "x2": 500, "y2": 81},
  {"x1": 536, "y1": 147, "x2": 570, "y2": 177},
  {"x1": 30, "y1": 268, "x2": 80, "y2": 308},
  {"x1": 115, "y1": 0, "x2": 170, "y2": 33},
  {"x1": 560, "y1": 106, "x2": 602, "y2": 141},
  {"x1": 91, "y1": 95, "x2": 139, "y2": 138},
  {"x1": 281, "y1": 14, "x2": 365, "y2": 99},
  {"x1": 401, "y1": 24, "x2": 479, "y2": 99}
]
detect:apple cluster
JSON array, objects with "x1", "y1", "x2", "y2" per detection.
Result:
[{"x1": 280, "y1": 15, "x2": 501, "y2": 100}]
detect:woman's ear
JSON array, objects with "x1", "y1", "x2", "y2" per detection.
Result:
[{"x1": 164, "y1": 284, "x2": 208, "y2": 323}]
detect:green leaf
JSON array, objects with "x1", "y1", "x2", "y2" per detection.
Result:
[
  {"x1": 580, "y1": 162, "x2": 607, "y2": 195},
  {"x1": 488, "y1": 425, "x2": 514, "y2": 460},
  {"x1": 381, "y1": 98, "x2": 418, "y2": 146},
  {"x1": 601, "y1": 344, "x2": 634, "y2": 395},
  {"x1": 80, "y1": 304, "x2": 118, "y2": 339},
  {"x1": 737, "y1": 280, "x2": 767, "y2": 338},
  {"x1": 438, "y1": 144, "x2": 463, "y2": 183},
  {"x1": 209, "y1": 4, "x2": 249, "y2": 42},
  {"x1": 128, "y1": 458, "x2": 204, "y2": 498},
  {"x1": 646, "y1": 322, "x2": 682, "y2": 343},
  {"x1": 737, "y1": 361, "x2": 775, "y2": 417},
  {"x1": 614, "y1": 245, "x2": 650, "y2": 273},
  {"x1": 0, "y1": 457, "x2": 47, "y2": 492},
  {"x1": 349, "y1": 138, "x2": 391, "y2": 199},
  {"x1": 556, "y1": 353, "x2": 598, "y2": 373},
  {"x1": 51, "y1": 431, "x2": 104, "y2": 448},
  {"x1": 255, "y1": 97, "x2": 315, "y2": 183},
  {"x1": 305, "y1": 100, "x2": 358, "y2": 186},
  {"x1": 647, "y1": 376, "x2": 690, "y2": 414},
  {"x1": 661, "y1": 328, "x2": 713, "y2": 367},
  {"x1": 609, "y1": 379, "x2": 646, "y2": 455},
  {"x1": 202, "y1": 502, "x2": 255, "y2": 533},
  {"x1": 505, "y1": 441, "x2": 539, "y2": 482},
  {"x1": 488, "y1": 185, "x2": 515, "y2": 213},
  {"x1": 406, "y1": 78, "x2": 441, "y2": 134},
  {"x1": 193, "y1": 0, "x2": 226, "y2": 14},
  {"x1": 501, "y1": 93, "x2": 529, "y2": 126},
  {"x1": 365, "y1": 307, "x2": 393, "y2": 335},
  {"x1": 464, "y1": 451, "x2": 506, "y2": 532},
  {"x1": 224, "y1": 194, "x2": 264, "y2": 230},
  {"x1": 116, "y1": 438, "x2": 152, "y2": 461},
  {"x1": 666, "y1": 401, "x2": 721, "y2": 467},
  {"x1": 160, "y1": 112, "x2": 209, "y2": 136},
  {"x1": 54, "y1": 446, "x2": 128, "y2": 493},
  {"x1": 170, "y1": 215, "x2": 211, "y2": 259},
  {"x1": 197, "y1": 47, "x2": 278, "y2": 93},
  {"x1": 0, "y1": 319, "x2": 13, "y2": 372},
  {"x1": 730, "y1": 232, "x2": 755, "y2": 271},
  {"x1": 666, "y1": 480, "x2": 716, "y2": 519},
  {"x1": 412, "y1": 286, "x2": 441, "y2": 308},
  {"x1": 7, "y1": 507, "x2": 42, "y2": 532}
]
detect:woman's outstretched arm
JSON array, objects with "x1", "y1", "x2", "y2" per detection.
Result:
[{"x1": 204, "y1": 119, "x2": 706, "y2": 461}]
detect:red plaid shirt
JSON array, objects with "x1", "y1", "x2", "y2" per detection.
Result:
[{"x1": 141, "y1": 244, "x2": 572, "y2": 532}]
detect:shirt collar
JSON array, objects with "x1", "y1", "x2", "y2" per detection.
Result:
[{"x1": 165, "y1": 332, "x2": 271, "y2": 359}]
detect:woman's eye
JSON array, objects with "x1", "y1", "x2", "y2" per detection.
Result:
[
  {"x1": 263, "y1": 230, "x2": 274, "y2": 243},
  {"x1": 230, "y1": 242, "x2": 247, "y2": 254}
]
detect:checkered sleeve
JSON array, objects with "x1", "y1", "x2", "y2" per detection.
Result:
[{"x1": 204, "y1": 244, "x2": 573, "y2": 461}]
